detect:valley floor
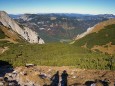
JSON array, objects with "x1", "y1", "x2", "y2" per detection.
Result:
[{"x1": 1, "y1": 66, "x2": 115, "y2": 86}]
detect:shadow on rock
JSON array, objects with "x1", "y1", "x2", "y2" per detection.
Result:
[
  {"x1": 0, "y1": 60, "x2": 20, "y2": 86},
  {"x1": 0, "y1": 60, "x2": 13, "y2": 77},
  {"x1": 85, "y1": 79, "x2": 109, "y2": 86},
  {"x1": 50, "y1": 71, "x2": 59, "y2": 86},
  {"x1": 4, "y1": 77, "x2": 19, "y2": 86},
  {"x1": 85, "y1": 81, "x2": 95, "y2": 86},
  {"x1": 61, "y1": 70, "x2": 68, "y2": 86}
]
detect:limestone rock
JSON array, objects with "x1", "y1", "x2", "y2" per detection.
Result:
[{"x1": 0, "y1": 11, "x2": 44, "y2": 44}]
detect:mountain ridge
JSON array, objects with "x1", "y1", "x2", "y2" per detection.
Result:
[
  {"x1": 74, "y1": 19, "x2": 115, "y2": 55},
  {"x1": 76, "y1": 18, "x2": 115, "y2": 40},
  {"x1": 9, "y1": 13, "x2": 115, "y2": 19},
  {"x1": 0, "y1": 11, "x2": 44, "y2": 44}
]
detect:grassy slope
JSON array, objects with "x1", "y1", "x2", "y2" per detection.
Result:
[
  {"x1": 0, "y1": 28, "x2": 5, "y2": 39},
  {"x1": 74, "y1": 24, "x2": 115, "y2": 48},
  {"x1": 0, "y1": 42, "x2": 115, "y2": 70}
]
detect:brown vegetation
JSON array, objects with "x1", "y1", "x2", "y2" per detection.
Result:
[
  {"x1": 88, "y1": 18, "x2": 115, "y2": 34},
  {"x1": 0, "y1": 25, "x2": 21, "y2": 41},
  {"x1": 91, "y1": 42, "x2": 115, "y2": 55}
]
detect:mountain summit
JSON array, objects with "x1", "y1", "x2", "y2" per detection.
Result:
[{"x1": 0, "y1": 11, "x2": 44, "y2": 44}]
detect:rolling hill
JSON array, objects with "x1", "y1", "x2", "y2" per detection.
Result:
[{"x1": 74, "y1": 19, "x2": 115, "y2": 55}]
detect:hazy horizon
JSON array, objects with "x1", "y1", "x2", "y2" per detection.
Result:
[
  {"x1": 7, "y1": 12, "x2": 115, "y2": 15},
  {"x1": 0, "y1": 0, "x2": 115, "y2": 15}
]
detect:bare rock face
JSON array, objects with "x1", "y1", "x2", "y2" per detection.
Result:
[
  {"x1": 0, "y1": 11, "x2": 44, "y2": 44},
  {"x1": 75, "y1": 26, "x2": 95, "y2": 40}
]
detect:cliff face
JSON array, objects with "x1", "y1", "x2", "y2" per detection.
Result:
[{"x1": 0, "y1": 11, "x2": 44, "y2": 44}]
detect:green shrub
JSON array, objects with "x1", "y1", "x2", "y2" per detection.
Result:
[
  {"x1": 74, "y1": 24, "x2": 115, "y2": 48},
  {"x1": 0, "y1": 43, "x2": 114, "y2": 70}
]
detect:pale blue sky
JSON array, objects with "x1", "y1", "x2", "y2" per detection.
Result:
[{"x1": 0, "y1": 0, "x2": 115, "y2": 14}]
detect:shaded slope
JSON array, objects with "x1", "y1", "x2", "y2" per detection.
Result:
[{"x1": 0, "y1": 26, "x2": 5, "y2": 39}]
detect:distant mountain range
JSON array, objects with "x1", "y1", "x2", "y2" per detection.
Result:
[
  {"x1": 9, "y1": 14, "x2": 23, "y2": 19},
  {"x1": 1, "y1": 12, "x2": 115, "y2": 43},
  {"x1": 9, "y1": 13, "x2": 115, "y2": 19},
  {"x1": 10, "y1": 13, "x2": 115, "y2": 42}
]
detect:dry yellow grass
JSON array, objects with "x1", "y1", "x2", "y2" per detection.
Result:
[
  {"x1": 89, "y1": 18, "x2": 115, "y2": 34},
  {"x1": 0, "y1": 25, "x2": 21, "y2": 41},
  {"x1": 91, "y1": 42, "x2": 115, "y2": 55}
]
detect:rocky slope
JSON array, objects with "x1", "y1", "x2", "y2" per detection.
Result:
[
  {"x1": 0, "y1": 66, "x2": 115, "y2": 86},
  {"x1": 0, "y1": 11, "x2": 44, "y2": 44}
]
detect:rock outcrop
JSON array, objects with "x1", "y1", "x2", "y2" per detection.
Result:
[
  {"x1": 0, "y1": 11, "x2": 44, "y2": 44},
  {"x1": 76, "y1": 26, "x2": 95, "y2": 40},
  {"x1": 2, "y1": 66, "x2": 114, "y2": 86}
]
